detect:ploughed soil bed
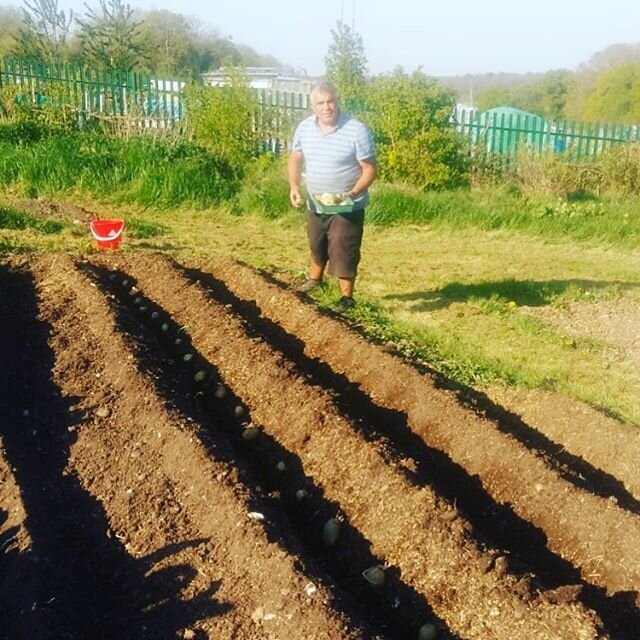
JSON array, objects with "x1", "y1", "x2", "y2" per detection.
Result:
[{"x1": 1, "y1": 252, "x2": 639, "y2": 640}]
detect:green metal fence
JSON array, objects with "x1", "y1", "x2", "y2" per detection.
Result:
[
  {"x1": 3, "y1": 58, "x2": 639, "y2": 160},
  {"x1": 254, "y1": 88, "x2": 310, "y2": 153},
  {"x1": 453, "y1": 107, "x2": 640, "y2": 160},
  {"x1": 0, "y1": 58, "x2": 185, "y2": 127}
]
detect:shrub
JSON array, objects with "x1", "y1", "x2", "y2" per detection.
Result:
[
  {"x1": 184, "y1": 69, "x2": 256, "y2": 173},
  {"x1": 0, "y1": 82, "x2": 79, "y2": 130},
  {"x1": 362, "y1": 69, "x2": 469, "y2": 190},
  {"x1": 233, "y1": 153, "x2": 293, "y2": 218},
  {"x1": 512, "y1": 150, "x2": 583, "y2": 198},
  {"x1": 600, "y1": 142, "x2": 640, "y2": 195}
]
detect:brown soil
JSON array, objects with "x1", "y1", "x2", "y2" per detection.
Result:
[{"x1": 1, "y1": 252, "x2": 639, "y2": 640}]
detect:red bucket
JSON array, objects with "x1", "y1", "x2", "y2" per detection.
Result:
[{"x1": 89, "y1": 219, "x2": 125, "y2": 250}]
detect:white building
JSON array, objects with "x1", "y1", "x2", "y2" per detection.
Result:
[{"x1": 202, "y1": 67, "x2": 317, "y2": 95}]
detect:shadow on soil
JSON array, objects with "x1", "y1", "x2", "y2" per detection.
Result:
[
  {"x1": 197, "y1": 263, "x2": 640, "y2": 640},
  {"x1": 255, "y1": 267, "x2": 640, "y2": 517},
  {"x1": 83, "y1": 261, "x2": 459, "y2": 640},
  {"x1": 0, "y1": 265, "x2": 230, "y2": 640}
]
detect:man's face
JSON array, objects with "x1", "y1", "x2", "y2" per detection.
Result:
[{"x1": 312, "y1": 91, "x2": 339, "y2": 127}]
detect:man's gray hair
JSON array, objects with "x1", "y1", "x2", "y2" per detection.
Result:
[{"x1": 311, "y1": 81, "x2": 338, "y2": 99}]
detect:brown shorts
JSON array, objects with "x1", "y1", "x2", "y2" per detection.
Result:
[{"x1": 306, "y1": 209, "x2": 365, "y2": 279}]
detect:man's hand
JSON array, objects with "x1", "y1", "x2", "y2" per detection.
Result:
[
  {"x1": 288, "y1": 150, "x2": 305, "y2": 208},
  {"x1": 290, "y1": 188, "x2": 304, "y2": 208}
]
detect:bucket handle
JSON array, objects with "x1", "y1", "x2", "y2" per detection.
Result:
[{"x1": 90, "y1": 221, "x2": 124, "y2": 242}]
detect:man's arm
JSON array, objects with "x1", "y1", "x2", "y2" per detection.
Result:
[
  {"x1": 288, "y1": 150, "x2": 304, "y2": 208},
  {"x1": 347, "y1": 158, "x2": 377, "y2": 199}
]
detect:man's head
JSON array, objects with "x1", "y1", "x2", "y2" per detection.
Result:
[{"x1": 311, "y1": 81, "x2": 340, "y2": 128}]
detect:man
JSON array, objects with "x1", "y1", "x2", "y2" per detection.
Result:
[{"x1": 288, "y1": 81, "x2": 377, "y2": 311}]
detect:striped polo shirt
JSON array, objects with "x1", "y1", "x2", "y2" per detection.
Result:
[{"x1": 291, "y1": 112, "x2": 376, "y2": 210}]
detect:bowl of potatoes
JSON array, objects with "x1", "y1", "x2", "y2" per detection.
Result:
[{"x1": 311, "y1": 192, "x2": 355, "y2": 214}]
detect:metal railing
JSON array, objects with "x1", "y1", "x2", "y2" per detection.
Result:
[
  {"x1": 453, "y1": 108, "x2": 640, "y2": 159},
  {"x1": 3, "y1": 58, "x2": 639, "y2": 160},
  {"x1": 1, "y1": 58, "x2": 185, "y2": 127}
]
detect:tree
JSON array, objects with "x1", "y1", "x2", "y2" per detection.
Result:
[
  {"x1": 583, "y1": 62, "x2": 640, "y2": 124},
  {"x1": 584, "y1": 43, "x2": 640, "y2": 73},
  {"x1": 476, "y1": 70, "x2": 571, "y2": 120},
  {"x1": 76, "y1": 0, "x2": 145, "y2": 70},
  {"x1": 15, "y1": 0, "x2": 73, "y2": 61},
  {"x1": 234, "y1": 42, "x2": 280, "y2": 69},
  {"x1": 563, "y1": 70, "x2": 598, "y2": 121},
  {"x1": 324, "y1": 21, "x2": 367, "y2": 104},
  {"x1": 0, "y1": 6, "x2": 23, "y2": 58},
  {"x1": 564, "y1": 43, "x2": 640, "y2": 121},
  {"x1": 476, "y1": 86, "x2": 512, "y2": 112},
  {"x1": 364, "y1": 68, "x2": 468, "y2": 190},
  {"x1": 137, "y1": 10, "x2": 196, "y2": 75},
  {"x1": 532, "y1": 70, "x2": 571, "y2": 121}
]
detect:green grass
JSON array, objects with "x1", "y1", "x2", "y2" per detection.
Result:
[
  {"x1": 0, "y1": 205, "x2": 64, "y2": 234},
  {"x1": 366, "y1": 184, "x2": 640, "y2": 248},
  {"x1": 0, "y1": 132, "x2": 239, "y2": 208}
]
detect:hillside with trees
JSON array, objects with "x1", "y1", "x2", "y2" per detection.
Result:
[
  {"x1": 2, "y1": 1, "x2": 640, "y2": 125},
  {"x1": 439, "y1": 43, "x2": 640, "y2": 124},
  {"x1": 0, "y1": 0, "x2": 280, "y2": 75}
]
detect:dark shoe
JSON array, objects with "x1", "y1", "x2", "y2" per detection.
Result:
[
  {"x1": 335, "y1": 295, "x2": 356, "y2": 312},
  {"x1": 297, "y1": 278, "x2": 322, "y2": 293}
]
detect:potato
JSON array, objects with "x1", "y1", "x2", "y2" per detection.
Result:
[{"x1": 318, "y1": 193, "x2": 340, "y2": 206}]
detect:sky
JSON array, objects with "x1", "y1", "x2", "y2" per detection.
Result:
[{"x1": 53, "y1": 0, "x2": 640, "y2": 78}]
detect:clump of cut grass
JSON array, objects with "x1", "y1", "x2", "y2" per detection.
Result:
[
  {"x1": 125, "y1": 217, "x2": 167, "y2": 239},
  {"x1": 0, "y1": 205, "x2": 64, "y2": 234}
]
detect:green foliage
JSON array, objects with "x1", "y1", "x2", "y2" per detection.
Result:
[
  {"x1": 0, "y1": 81, "x2": 79, "y2": 129},
  {"x1": 0, "y1": 127, "x2": 239, "y2": 207},
  {"x1": 324, "y1": 21, "x2": 367, "y2": 103},
  {"x1": 136, "y1": 10, "x2": 233, "y2": 78},
  {"x1": 476, "y1": 70, "x2": 571, "y2": 120},
  {"x1": 364, "y1": 69, "x2": 469, "y2": 190},
  {"x1": 472, "y1": 141, "x2": 640, "y2": 200},
  {"x1": 563, "y1": 70, "x2": 598, "y2": 122},
  {"x1": 15, "y1": 0, "x2": 73, "y2": 62},
  {"x1": 184, "y1": 69, "x2": 257, "y2": 171},
  {"x1": 233, "y1": 153, "x2": 293, "y2": 218},
  {"x1": 137, "y1": 11, "x2": 199, "y2": 76},
  {"x1": 533, "y1": 70, "x2": 571, "y2": 121},
  {"x1": 511, "y1": 150, "x2": 585, "y2": 198},
  {"x1": 476, "y1": 86, "x2": 512, "y2": 112},
  {"x1": 0, "y1": 6, "x2": 22, "y2": 59},
  {"x1": 600, "y1": 142, "x2": 640, "y2": 195},
  {"x1": 76, "y1": 0, "x2": 146, "y2": 71},
  {"x1": 583, "y1": 62, "x2": 640, "y2": 124}
]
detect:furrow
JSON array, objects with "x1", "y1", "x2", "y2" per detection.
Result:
[
  {"x1": 202, "y1": 256, "x2": 640, "y2": 598},
  {"x1": 12, "y1": 255, "x2": 377, "y2": 640},
  {"x1": 116, "y1": 253, "x2": 606, "y2": 640}
]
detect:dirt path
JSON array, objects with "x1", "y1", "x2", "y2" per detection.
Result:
[
  {"x1": 1, "y1": 252, "x2": 639, "y2": 639},
  {"x1": 521, "y1": 299, "x2": 640, "y2": 371}
]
